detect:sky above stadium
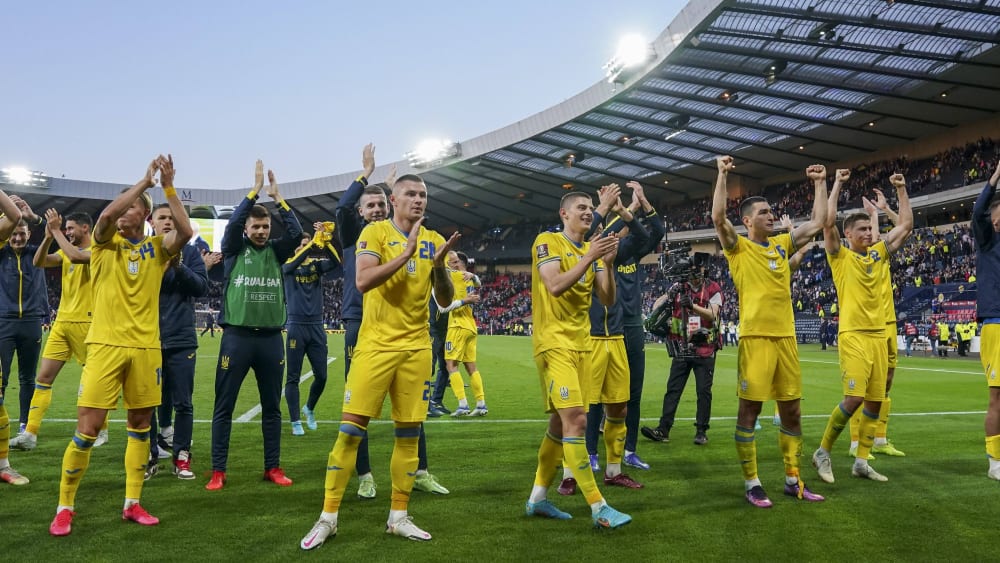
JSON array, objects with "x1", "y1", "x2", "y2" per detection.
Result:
[{"x1": 4, "y1": 0, "x2": 685, "y2": 189}]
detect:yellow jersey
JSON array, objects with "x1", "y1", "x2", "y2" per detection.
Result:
[
  {"x1": 447, "y1": 269, "x2": 478, "y2": 333},
  {"x1": 723, "y1": 233, "x2": 796, "y2": 338},
  {"x1": 86, "y1": 233, "x2": 171, "y2": 349},
  {"x1": 355, "y1": 220, "x2": 446, "y2": 351},
  {"x1": 55, "y1": 247, "x2": 93, "y2": 323},
  {"x1": 827, "y1": 240, "x2": 888, "y2": 333},
  {"x1": 531, "y1": 231, "x2": 605, "y2": 354}
]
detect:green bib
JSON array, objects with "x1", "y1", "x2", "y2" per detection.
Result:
[{"x1": 225, "y1": 245, "x2": 286, "y2": 328}]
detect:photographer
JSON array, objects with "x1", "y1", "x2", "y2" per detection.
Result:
[{"x1": 641, "y1": 256, "x2": 722, "y2": 445}]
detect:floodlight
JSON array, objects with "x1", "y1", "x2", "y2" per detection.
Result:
[
  {"x1": 604, "y1": 34, "x2": 654, "y2": 84},
  {"x1": 1, "y1": 167, "x2": 48, "y2": 188},
  {"x1": 405, "y1": 139, "x2": 462, "y2": 168}
]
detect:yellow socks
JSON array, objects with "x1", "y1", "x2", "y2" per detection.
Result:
[
  {"x1": 987, "y1": 434, "x2": 1000, "y2": 461},
  {"x1": 876, "y1": 396, "x2": 892, "y2": 441},
  {"x1": 59, "y1": 431, "x2": 96, "y2": 507},
  {"x1": 856, "y1": 408, "x2": 879, "y2": 460},
  {"x1": 778, "y1": 426, "x2": 803, "y2": 477},
  {"x1": 0, "y1": 404, "x2": 9, "y2": 462},
  {"x1": 323, "y1": 422, "x2": 366, "y2": 513},
  {"x1": 534, "y1": 432, "x2": 563, "y2": 488},
  {"x1": 820, "y1": 403, "x2": 852, "y2": 452},
  {"x1": 563, "y1": 436, "x2": 603, "y2": 505},
  {"x1": 26, "y1": 382, "x2": 52, "y2": 436},
  {"x1": 603, "y1": 416, "x2": 626, "y2": 466},
  {"x1": 469, "y1": 370, "x2": 485, "y2": 404},
  {"x1": 389, "y1": 424, "x2": 421, "y2": 512},
  {"x1": 448, "y1": 372, "x2": 467, "y2": 402},
  {"x1": 735, "y1": 425, "x2": 758, "y2": 481},
  {"x1": 124, "y1": 427, "x2": 151, "y2": 499}
]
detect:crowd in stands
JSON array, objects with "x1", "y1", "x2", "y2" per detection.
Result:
[{"x1": 38, "y1": 138, "x2": 994, "y2": 337}]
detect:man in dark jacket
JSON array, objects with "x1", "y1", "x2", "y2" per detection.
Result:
[
  {"x1": 206, "y1": 161, "x2": 302, "y2": 491},
  {"x1": 0, "y1": 187, "x2": 29, "y2": 485},
  {"x1": 283, "y1": 223, "x2": 340, "y2": 435},
  {"x1": 0, "y1": 196, "x2": 47, "y2": 433},
  {"x1": 146, "y1": 203, "x2": 209, "y2": 480}
]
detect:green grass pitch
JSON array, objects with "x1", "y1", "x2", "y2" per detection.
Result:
[{"x1": 2, "y1": 334, "x2": 997, "y2": 561}]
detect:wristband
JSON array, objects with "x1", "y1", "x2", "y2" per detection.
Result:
[
  {"x1": 279, "y1": 200, "x2": 291, "y2": 211},
  {"x1": 356, "y1": 175, "x2": 369, "y2": 186},
  {"x1": 163, "y1": 186, "x2": 177, "y2": 198},
  {"x1": 247, "y1": 190, "x2": 259, "y2": 200}
]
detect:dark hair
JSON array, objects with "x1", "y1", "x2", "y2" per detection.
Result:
[
  {"x1": 456, "y1": 251, "x2": 470, "y2": 268},
  {"x1": 151, "y1": 203, "x2": 171, "y2": 214},
  {"x1": 249, "y1": 204, "x2": 270, "y2": 219},
  {"x1": 395, "y1": 174, "x2": 424, "y2": 186},
  {"x1": 739, "y1": 196, "x2": 768, "y2": 220},
  {"x1": 560, "y1": 191, "x2": 591, "y2": 210},
  {"x1": 65, "y1": 212, "x2": 93, "y2": 228},
  {"x1": 360, "y1": 185, "x2": 387, "y2": 201},
  {"x1": 842, "y1": 212, "x2": 872, "y2": 232}
]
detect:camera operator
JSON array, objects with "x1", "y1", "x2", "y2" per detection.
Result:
[{"x1": 641, "y1": 256, "x2": 722, "y2": 445}]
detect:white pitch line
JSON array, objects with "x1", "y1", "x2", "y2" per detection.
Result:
[
  {"x1": 234, "y1": 356, "x2": 336, "y2": 422},
  {"x1": 650, "y1": 348, "x2": 983, "y2": 375},
  {"x1": 48, "y1": 409, "x2": 987, "y2": 426}
]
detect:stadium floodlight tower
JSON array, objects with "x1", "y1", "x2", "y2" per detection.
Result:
[
  {"x1": 405, "y1": 139, "x2": 462, "y2": 169},
  {"x1": 604, "y1": 33, "x2": 654, "y2": 84},
  {"x1": 0, "y1": 166, "x2": 48, "y2": 188}
]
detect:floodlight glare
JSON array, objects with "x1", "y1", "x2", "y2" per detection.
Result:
[
  {"x1": 604, "y1": 34, "x2": 654, "y2": 84},
  {"x1": 616, "y1": 34, "x2": 650, "y2": 67},
  {"x1": 1, "y1": 166, "x2": 48, "y2": 188},
  {"x1": 405, "y1": 139, "x2": 462, "y2": 169},
  {"x1": 4, "y1": 167, "x2": 32, "y2": 184}
]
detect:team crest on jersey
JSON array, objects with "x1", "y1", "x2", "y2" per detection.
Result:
[
  {"x1": 358, "y1": 241, "x2": 367, "y2": 250},
  {"x1": 848, "y1": 378, "x2": 856, "y2": 391},
  {"x1": 220, "y1": 355, "x2": 230, "y2": 370},
  {"x1": 407, "y1": 258, "x2": 417, "y2": 274},
  {"x1": 739, "y1": 378, "x2": 748, "y2": 393},
  {"x1": 768, "y1": 259, "x2": 778, "y2": 271},
  {"x1": 128, "y1": 257, "x2": 140, "y2": 275},
  {"x1": 536, "y1": 243, "x2": 549, "y2": 259},
  {"x1": 559, "y1": 386, "x2": 570, "y2": 400},
  {"x1": 344, "y1": 390, "x2": 352, "y2": 404}
]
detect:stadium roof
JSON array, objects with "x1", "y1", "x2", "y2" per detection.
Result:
[{"x1": 5, "y1": 0, "x2": 1000, "y2": 231}]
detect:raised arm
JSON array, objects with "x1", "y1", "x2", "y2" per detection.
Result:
[
  {"x1": 334, "y1": 144, "x2": 378, "y2": 248},
  {"x1": 711, "y1": 156, "x2": 739, "y2": 250},
  {"x1": 789, "y1": 241, "x2": 813, "y2": 272},
  {"x1": 266, "y1": 170, "x2": 304, "y2": 261},
  {"x1": 792, "y1": 164, "x2": 829, "y2": 250},
  {"x1": 94, "y1": 158, "x2": 159, "y2": 244},
  {"x1": 430, "y1": 233, "x2": 461, "y2": 306},
  {"x1": 594, "y1": 236, "x2": 618, "y2": 307},
  {"x1": 0, "y1": 190, "x2": 24, "y2": 241},
  {"x1": 40, "y1": 209, "x2": 89, "y2": 265},
  {"x1": 822, "y1": 167, "x2": 845, "y2": 255},
  {"x1": 158, "y1": 155, "x2": 193, "y2": 256},
  {"x1": 883, "y1": 174, "x2": 913, "y2": 254},
  {"x1": 872, "y1": 188, "x2": 900, "y2": 225},
  {"x1": 586, "y1": 184, "x2": 620, "y2": 239},
  {"x1": 222, "y1": 160, "x2": 264, "y2": 255},
  {"x1": 537, "y1": 233, "x2": 617, "y2": 298},
  {"x1": 166, "y1": 245, "x2": 209, "y2": 298},
  {"x1": 972, "y1": 161, "x2": 1000, "y2": 247}
]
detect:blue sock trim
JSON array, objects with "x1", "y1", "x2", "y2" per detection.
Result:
[
  {"x1": 73, "y1": 432, "x2": 96, "y2": 449},
  {"x1": 562, "y1": 436, "x2": 585, "y2": 445},
  {"x1": 862, "y1": 409, "x2": 879, "y2": 420},
  {"x1": 779, "y1": 426, "x2": 801, "y2": 437},
  {"x1": 339, "y1": 422, "x2": 366, "y2": 437},
  {"x1": 394, "y1": 425, "x2": 421, "y2": 438},
  {"x1": 127, "y1": 430, "x2": 150, "y2": 441},
  {"x1": 34, "y1": 382, "x2": 52, "y2": 390},
  {"x1": 838, "y1": 403, "x2": 852, "y2": 418},
  {"x1": 735, "y1": 425, "x2": 755, "y2": 433},
  {"x1": 544, "y1": 431, "x2": 562, "y2": 443}
]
